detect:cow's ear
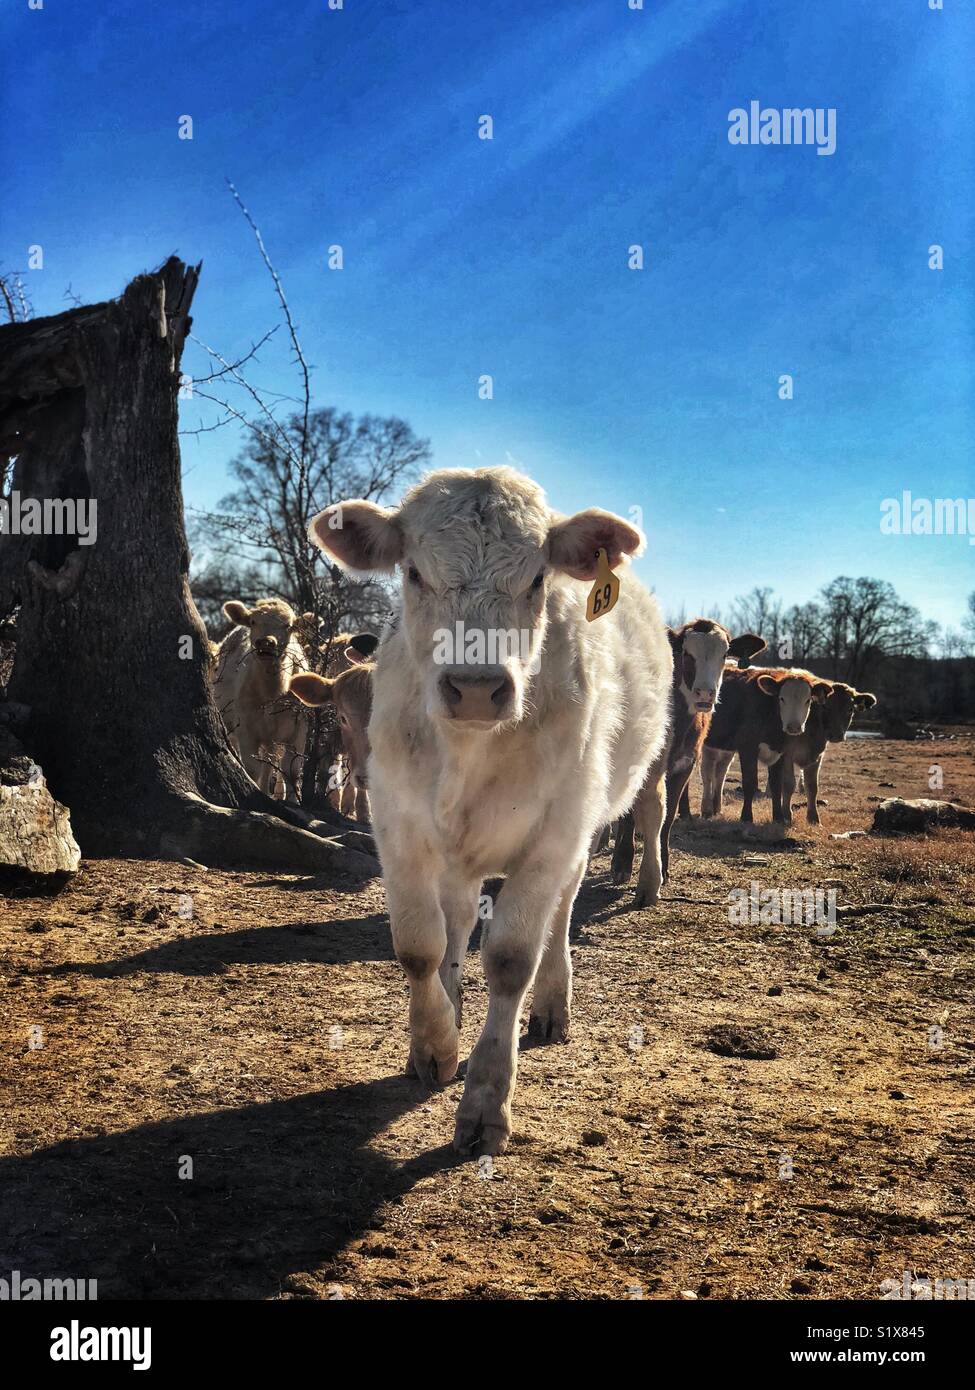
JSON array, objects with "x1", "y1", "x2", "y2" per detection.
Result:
[
  {"x1": 223, "y1": 600, "x2": 251, "y2": 627},
  {"x1": 347, "y1": 632, "x2": 379, "y2": 659},
  {"x1": 812, "y1": 681, "x2": 832, "y2": 703},
  {"x1": 548, "y1": 508, "x2": 644, "y2": 580},
  {"x1": 728, "y1": 633, "x2": 766, "y2": 663},
  {"x1": 309, "y1": 500, "x2": 403, "y2": 573},
  {"x1": 666, "y1": 627, "x2": 682, "y2": 653},
  {"x1": 855, "y1": 691, "x2": 877, "y2": 710},
  {"x1": 343, "y1": 646, "x2": 367, "y2": 666},
  {"x1": 756, "y1": 674, "x2": 779, "y2": 696},
  {"x1": 289, "y1": 673, "x2": 334, "y2": 707}
]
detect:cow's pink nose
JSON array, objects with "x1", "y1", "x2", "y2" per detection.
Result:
[{"x1": 440, "y1": 673, "x2": 514, "y2": 722}]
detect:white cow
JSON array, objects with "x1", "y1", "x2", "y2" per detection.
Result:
[
  {"x1": 211, "y1": 598, "x2": 313, "y2": 804},
  {"x1": 308, "y1": 466, "x2": 672, "y2": 1155}
]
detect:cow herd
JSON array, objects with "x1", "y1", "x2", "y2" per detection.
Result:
[
  {"x1": 205, "y1": 466, "x2": 875, "y2": 1155},
  {"x1": 210, "y1": 601, "x2": 378, "y2": 814}
]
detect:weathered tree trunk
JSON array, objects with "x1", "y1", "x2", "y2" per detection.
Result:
[{"x1": 0, "y1": 259, "x2": 377, "y2": 876}]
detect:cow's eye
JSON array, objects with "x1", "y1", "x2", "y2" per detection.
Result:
[
  {"x1": 407, "y1": 563, "x2": 424, "y2": 588},
  {"x1": 530, "y1": 570, "x2": 545, "y2": 592}
]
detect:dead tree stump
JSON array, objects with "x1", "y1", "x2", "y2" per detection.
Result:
[{"x1": 0, "y1": 258, "x2": 378, "y2": 877}]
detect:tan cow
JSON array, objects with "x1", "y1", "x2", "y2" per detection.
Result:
[
  {"x1": 211, "y1": 598, "x2": 313, "y2": 803},
  {"x1": 303, "y1": 631, "x2": 378, "y2": 815},
  {"x1": 291, "y1": 652, "x2": 375, "y2": 822},
  {"x1": 307, "y1": 466, "x2": 672, "y2": 1156}
]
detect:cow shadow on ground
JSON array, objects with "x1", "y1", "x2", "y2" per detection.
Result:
[
  {"x1": 35, "y1": 914, "x2": 494, "y2": 982},
  {"x1": 580, "y1": 820, "x2": 807, "y2": 922},
  {"x1": 36, "y1": 913, "x2": 396, "y2": 979},
  {"x1": 0, "y1": 1076, "x2": 463, "y2": 1298},
  {"x1": 243, "y1": 871, "x2": 374, "y2": 895},
  {"x1": 669, "y1": 828, "x2": 806, "y2": 859}
]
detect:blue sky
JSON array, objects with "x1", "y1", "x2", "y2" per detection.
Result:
[{"x1": 3, "y1": 0, "x2": 972, "y2": 630}]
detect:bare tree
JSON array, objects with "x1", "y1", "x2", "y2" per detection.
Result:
[
  {"x1": 181, "y1": 184, "x2": 430, "y2": 808},
  {"x1": 729, "y1": 586, "x2": 783, "y2": 654},
  {"x1": 936, "y1": 627, "x2": 967, "y2": 659},
  {"x1": 783, "y1": 600, "x2": 825, "y2": 665},
  {"x1": 963, "y1": 591, "x2": 975, "y2": 654},
  {"x1": 190, "y1": 407, "x2": 428, "y2": 631},
  {"x1": 0, "y1": 268, "x2": 31, "y2": 325},
  {"x1": 816, "y1": 576, "x2": 936, "y2": 685},
  {"x1": 184, "y1": 183, "x2": 429, "y2": 637}
]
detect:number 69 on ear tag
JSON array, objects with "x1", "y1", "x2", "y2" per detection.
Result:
[{"x1": 586, "y1": 548, "x2": 620, "y2": 622}]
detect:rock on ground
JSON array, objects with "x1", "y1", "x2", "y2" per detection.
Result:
[{"x1": 871, "y1": 797, "x2": 975, "y2": 834}]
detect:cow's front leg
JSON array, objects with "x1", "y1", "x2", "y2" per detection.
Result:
[
  {"x1": 438, "y1": 875, "x2": 482, "y2": 1029},
  {"x1": 385, "y1": 860, "x2": 459, "y2": 1089},
  {"x1": 632, "y1": 768, "x2": 667, "y2": 907},
  {"x1": 661, "y1": 764, "x2": 693, "y2": 887},
  {"x1": 455, "y1": 853, "x2": 578, "y2": 1155},
  {"x1": 529, "y1": 857, "x2": 586, "y2": 1043},
  {"x1": 700, "y1": 747, "x2": 718, "y2": 818},
  {"x1": 714, "y1": 750, "x2": 735, "y2": 816},
  {"x1": 701, "y1": 747, "x2": 733, "y2": 817},
  {"x1": 804, "y1": 756, "x2": 822, "y2": 825},
  {"x1": 740, "y1": 748, "x2": 760, "y2": 823},
  {"x1": 779, "y1": 757, "x2": 797, "y2": 826},
  {"x1": 768, "y1": 757, "x2": 784, "y2": 822},
  {"x1": 237, "y1": 723, "x2": 269, "y2": 794}
]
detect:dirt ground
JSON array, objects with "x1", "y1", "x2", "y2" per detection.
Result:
[{"x1": 2, "y1": 733, "x2": 973, "y2": 1300}]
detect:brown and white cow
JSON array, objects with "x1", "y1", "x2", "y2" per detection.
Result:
[
  {"x1": 611, "y1": 619, "x2": 765, "y2": 902},
  {"x1": 290, "y1": 650, "x2": 376, "y2": 823},
  {"x1": 307, "y1": 466, "x2": 672, "y2": 1156},
  {"x1": 211, "y1": 598, "x2": 313, "y2": 803},
  {"x1": 701, "y1": 666, "x2": 832, "y2": 822},
  {"x1": 769, "y1": 679, "x2": 877, "y2": 825}
]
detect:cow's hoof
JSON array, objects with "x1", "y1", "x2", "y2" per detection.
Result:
[
  {"x1": 633, "y1": 886, "x2": 659, "y2": 910},
  {"x1": 527, "y1": 1006, "x2": 570, "y2": 1044},
  {"x1": 610, "y1": 861, "x2": 633, "y2": 886},
  {"x1": 453, "y1": 1106, "x2": 511, "y2": 1157},
  {"x1": 406, "y1": 1047, "x2": 459, "y2": 1088}
]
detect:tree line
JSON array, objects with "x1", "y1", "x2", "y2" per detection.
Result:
[{"x1": 187, "y1": 409, "x2": 973, "y2": 721}]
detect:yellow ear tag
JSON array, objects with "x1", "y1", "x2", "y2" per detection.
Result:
[{"x1": 586, "y1": 548, "x2": 620, "y2": 622}]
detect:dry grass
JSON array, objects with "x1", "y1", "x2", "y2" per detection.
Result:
[{"x1": 1, "y1": 732, "x2": 973, "y2": 1300}]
